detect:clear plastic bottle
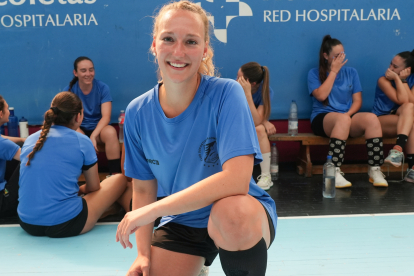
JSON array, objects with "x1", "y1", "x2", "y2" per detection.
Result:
[
  {"x1": 19, "y1": 117, "x2": 29, "y2": 138},
  {"x1": 118, "y1": 110, "x2": 125, "y2": 143},
  {"x1": 7, "y1": 107, "x2": 19, "y2": 137},
  {"x1": 323, "y1": 156, "x2": 336, "y2": 198},
  {"x1": 270, "y1": 143, "x2": 279, "y2": 181},
  {"x1": 288, "y1": 100, "x2": 298, "y2": 136}
]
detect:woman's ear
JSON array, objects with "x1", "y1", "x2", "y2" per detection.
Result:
[{"x1": 323, "y1": 52, "x2": 329, "y2": 61}]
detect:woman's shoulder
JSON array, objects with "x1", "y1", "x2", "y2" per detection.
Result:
[
  {"x1": 202, "y1": 75, "x2": 241, "y2": 96},
  {"x1": 308, "y1": 67, "x2": 319, "y2": 77},
  {"x1": 126, "y1": 87, "x2": 157, "y2": 115}
]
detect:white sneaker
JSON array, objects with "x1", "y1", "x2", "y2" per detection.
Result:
[
  {"x1": 335, "y1": 167, "x2": 352, "y2": 188},
  {"x1": 198, "y1": 266, "x2": 209, "y2": 276},
  {"x1": 368, "y1": 166, "x2": 388, "y2": 187},
  {"x1": 256, "y1": 173, "x2": 273, "y2": 190}
]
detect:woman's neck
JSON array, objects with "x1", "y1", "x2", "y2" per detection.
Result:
[
  {"x1": 78, "y1": 81, "x2": 93, "y2": 95},
  {"x1": 159, "y1": 73, "x2": 200, "y2": 118}
]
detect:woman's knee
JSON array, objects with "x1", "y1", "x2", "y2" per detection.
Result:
[
  {"x1": 208, "y1": 195, "x2": 261, "y2": 243},
  {"x1": 100, "y1": 125, "x2": 118, "y2": 142},
  {"x1": 400, "y1": 102, "x2": 414, "y2": 117},
  {"x1": 363, "y1": 113, "x2": 382, "y2": 128},
  {"x1": 255, "y1": 124, "x2": 267, "y2": 139}
]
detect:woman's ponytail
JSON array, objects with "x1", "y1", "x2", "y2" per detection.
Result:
[{"x1": 26, "y1": 92, "x2": 83, "y2": 166}]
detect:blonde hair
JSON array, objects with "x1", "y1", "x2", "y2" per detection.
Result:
[{"x1": 151, "y1": 0, "x2": 217, "y2": 78}]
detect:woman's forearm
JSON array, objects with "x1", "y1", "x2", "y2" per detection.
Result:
[
  {"x1": 133, "y1": 185, "x2": 157, "y2": 258},
  {"x1": 312, "y1": 72, "x2": 337, "y2": 102}
]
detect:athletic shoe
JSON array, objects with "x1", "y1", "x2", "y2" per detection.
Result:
[
  {"x1": 198, "y1": 266, "x2": 209, "y2": 276},
  {"x1": 384, "y1": 149, "x2": 404, "y2": 167},
  {"x1": 404, "y1": 168, "x2": 414, "y2": 183},
  {"x1": 368, "y1": 166, "x2": 388, "y2": 187},
  {"x1": 335, "y1": 167, "x2": 352, "y2": 188},
  {"x1": 256, "y1": 173, "x2": 273, "y2": 190}
]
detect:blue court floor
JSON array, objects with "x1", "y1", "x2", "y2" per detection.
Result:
[{"x1": 1, "y1": 213, "x2": 413, "y2": 275}]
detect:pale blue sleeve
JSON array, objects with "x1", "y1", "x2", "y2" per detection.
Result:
[
  {"x1": 216, "y1": 80, "x2": 262, "y2": 166},
  {"x1": 351, "y1": 68, "x2": 363, "y2": 94},
  {"x1": 100, "y1": 83, "x2": 112, "y2": 104},
  {"x1": 78, "y1": 135, "x2": 98, "y2": 166},
  {"x1": 123, "y1": 102, "x2": 154, "y2": 180},
  {"x1": 308, "y1": 69, "x2": 321, "y2": 96}
]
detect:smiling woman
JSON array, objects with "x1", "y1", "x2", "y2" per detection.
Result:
[
  {"x1": 63, "y1": 56, "x2": 121, "y2": 176},
  {"x1": 116, "y1": 1, "x2": 277, "y2": 276}
]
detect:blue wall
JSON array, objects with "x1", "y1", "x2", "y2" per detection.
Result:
[{"x1": 1, "y1": 0, "x2": 413, "y2": 124}]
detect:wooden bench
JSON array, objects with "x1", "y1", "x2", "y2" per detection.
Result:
[{"x1": 268, "y1": 133, "x2": 406, "y2": 177}]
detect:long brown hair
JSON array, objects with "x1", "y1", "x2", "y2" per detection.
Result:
[
  {"x1": 151, "y1": 0, "x2": 217, "y2": 79},
  {"x1": 68, "y1": 56, "x2": 94, "y2": 92},
  {"x1": 241, "y1": 62, "x2": 271, "y2": 120},
  {"x1": 0, "y1": 95, "x2": 5, "y2": 113},
  {"x1": 26, "y1": 92, "x2": 83, "y2": 166},
  {"x1": 397, "y1": 49, "x2": 414, "y2": 70}
]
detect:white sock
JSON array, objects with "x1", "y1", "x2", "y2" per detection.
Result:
[{"x1": 260, "y1": 152, "x2": 271, "y2": 175}]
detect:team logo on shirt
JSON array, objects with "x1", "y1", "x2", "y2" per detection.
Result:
[
  {"x1": 198, "y1": 137, "x2": 220, "y2": 167},
  {"x1": 196, "y1": 0, "x2": 253, "y2": 43}
]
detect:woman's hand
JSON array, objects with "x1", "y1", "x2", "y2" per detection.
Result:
[
  {"x1": 263, "y1": 121, "x2": 276, "y2": 135},
  {"x1": 330, "y1": 52, "x2": 348, "y2": 74},
  {"x1": 116, "y1": 205, "x2": 156, "y2": 249},
  {"x1": 89, "y1": 135, "x2": 99, "y2": 152},
  {"x1": 237, "y1": 76, "x2": 252, "y2": 98},
  {"x1": 125, "y1": 256, "x2": 151, "y2": 276},
  {"x1": 399, "y1": 67, "x2": 411, "y2": 80},
  {"x1": 385, "y1": 68, "x2": 399, "y2": 81}
]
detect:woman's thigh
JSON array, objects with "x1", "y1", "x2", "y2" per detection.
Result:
[
  {"x1": 322, "y1": 112, "x2": 351, "y2": 139},
  {"x1": 378, "y1": 115, "x2": 399, "y2": 138},
  {"x1": 149, "y1": 246, "x2": 205, "y2": 276}
]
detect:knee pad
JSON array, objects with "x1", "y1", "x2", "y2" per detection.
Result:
[{"x1": 219, "y1": 238, "x2": 267, "y2": 276}]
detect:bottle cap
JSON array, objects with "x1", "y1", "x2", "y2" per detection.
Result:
[
  {"x1": 19, "y1": 117, "x2": 28, "y2": 122},
  {"x1": 120, "y1": 110, "x2": 125, "y2": 112},
  {"x1": 327, "y1": 155, "x2": 332, "y2": 159},
  {"x1": 9, "y1": 107, "x2": 14, "y2": 110}
]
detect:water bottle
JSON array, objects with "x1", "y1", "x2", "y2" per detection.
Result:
[
  {"x1": 7, "y1": 107, "x2": 19, "y2": 137},
  {"x1": 323, "y1": 156, "x2": 336, "y2": 198},
  {"x1": 270, "y1": 143, "x2": 279, "y2": 181},
  {"x1": 19, "y1": 117, "x2": 29, "y2": 138},
  {"x1": 0, "y1": 124, "x2": 4, "y2": 135},
  {"x1": 118, "y1": 110, "x2": 125, "y2": 143},
  {"x1": 288, "y1": 100, "x2": 298, "y2": 136}
]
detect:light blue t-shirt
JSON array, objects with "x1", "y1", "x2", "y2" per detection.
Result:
[
  {"x1": 372, "y1": 74, "x2": 414, "y2": 116},
  {"x1": 124, "y1": 75, "x2": 277, "y2": 229},
  {"x1": 308, "y1": 67, "x2": 362, "y2": 122},
  {"x1": 252, "y1": 84, "x2": 274, "y2": 108},
  {"x1": 0, "y1": 136, "x2": 19, "y2": 191},
  {"x1": 18, "y1": 125, "x2": 97, "y2": 226},
  {"x1": 64, "y1": 79, "x2": 112, "y2": 130}
]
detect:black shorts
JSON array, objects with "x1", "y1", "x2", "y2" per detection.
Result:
[
  {"x1": 0, "y1": 162, "x2": 20, "y2": 218},
  {"x1": 19, "y1": 198, "x2": 88, "y2": 238},
  {"x1": 80, "y1": 127, "x2": 94, "y2": 138},
  {"x1": 311, "y1": 113, "x2": 329, "y2": 137},
  {"x1": 378, "y1": 109, "x2": 397, "y2": 117},
  {"x1": 151, "y1": 203, "x2": 276, "y2": 266}
]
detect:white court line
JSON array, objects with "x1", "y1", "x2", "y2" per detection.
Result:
[
  {"x1": 278, "y1": 212, "x2": 414, "y2": 219},
  {"x1": 2, "y1": 213, "x2": 414, "y2": 227}
]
